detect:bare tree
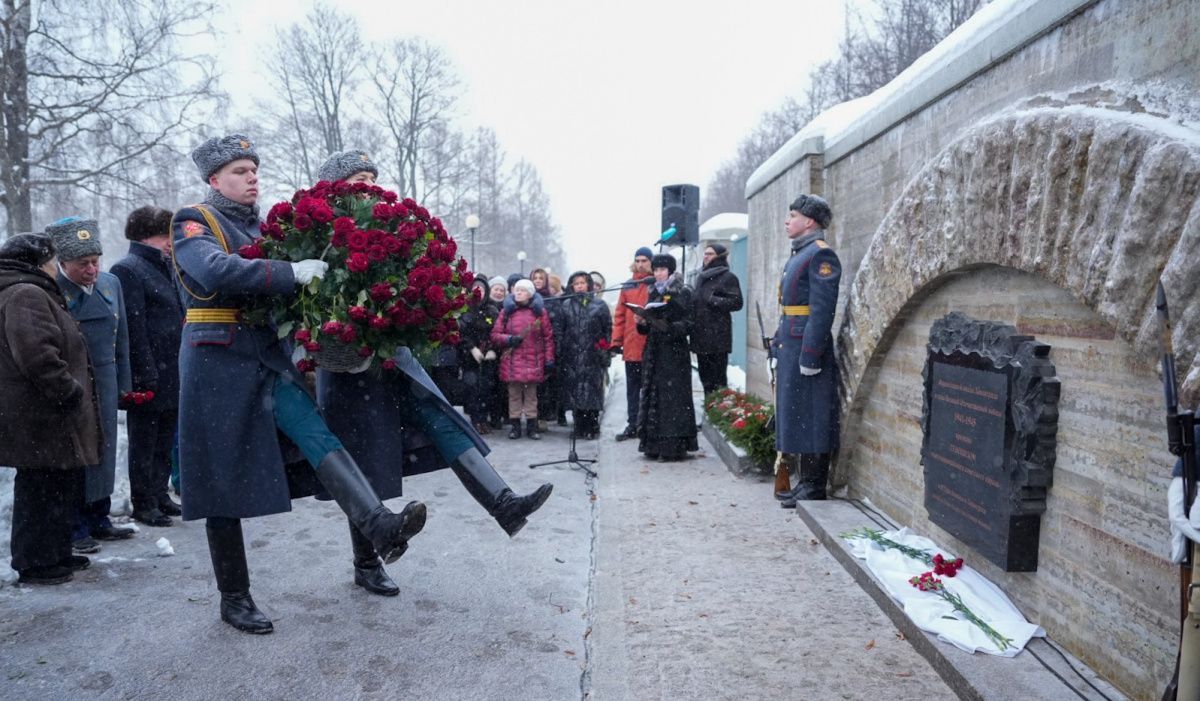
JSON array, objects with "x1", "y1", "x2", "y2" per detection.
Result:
[
  {"x1": 369, "y1": 37, "x2": 460, "y2": 201},
  {"x1": 0, "y1": 0, "x2": 218, "y2": 236}
]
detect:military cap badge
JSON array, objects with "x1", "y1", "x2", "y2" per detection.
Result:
[{"x1": 76, "y1": 229, "x2": 92, "y2": 240}]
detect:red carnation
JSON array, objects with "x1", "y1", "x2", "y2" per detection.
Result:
[
  {"x1": 382, "y1": 191, "x2": 398, "y2": 204},
  {"x1": 238, "y1": 242, "x2": 264, "y2": 259},
  {"x1": 445, "y1": 331, "x2": 461, "y2": 345},
  {"x1": 294, "y1": 328, "x2": 312, "y2": 343},
  {"x1": 367, "y1": 245, "x2": 388, "y2": 262},
  {"x1": 392, "y1": 203, "x2": 408, "y2": 217},
  {"x1": 347, "y1": 252, "x2": 370, "y2": 273},
  {"x1": 369, "y1": 283, "x2": 395, "y2": 302},
  {"x1": 348, "y1": 305, "x2": 370, "y2": 322},
  {"x1": 304, "y1": 341, "x2": 321, "y2": 352},
  {"x1": 348, "y1": 230, "x2": 370, "y2": 251},
  {"x1": 369, "y1": 315, "x2": 390, "y2": 330},
  {"x1": 293, "y1": 214, "x2": 313, "y2": 230}
]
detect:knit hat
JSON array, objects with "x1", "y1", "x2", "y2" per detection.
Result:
[
  {"x1": 192, "y1": 133, "x2": 259, "y2": 183},
  {"x1": 488, "y1": 276, "x2": 508, "y2": 290},
  {"x1": 0, "y1": 232, "x2": 56, "y2": 266},
  {"x1": 634, "y1": 246, "x2": 653, "y2": 260},
  {"x1": 506, "y1": 273, "x2": 523, "y2": 290},
  {"x1": 317, "y1": 149, "x2": 379, "y2": 183},
  {"x1": 789, "y1": 194, "x2": 832, "y2": 229},
  {"x1": 650, "y1": 253, "x2": 676, "y2": 274},
  {"x1": 45, "y1": 217, "x2": 103, "y2": 261},
  {"x1": 513, "y1": 279, "x2": 536, "y2": 295},
  {"x1": 708, "y1": 243, "x2": 728, "y2": 257}
]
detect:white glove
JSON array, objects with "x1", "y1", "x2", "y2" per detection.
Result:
[
  {"x1": 291, "y1": 259, "x2": 329, "y2": 285},
  {"x1": 470, "y1": 347, "x2": 485, "y2": 363},
  {"x1": 1168, "y1": 477, "x2": 1200, "y2": 563},
  {"x1": 799, "y1": 363, "x2": 822, "y2": 377},
  {"x1": 484, "y1": 350, "x2": 497, "y2": 361}
]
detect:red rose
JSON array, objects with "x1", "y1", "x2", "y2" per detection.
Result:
[
  {"x1": 347, "y1": 252, "x2": 370, "y2": 273},
  {"x1": 445, "y1": 331, "x2": 461, "y2": 345},
  {"x1": 369, "y1": 282, "x2": 395, "y2": 302},
  {"x1": 321, "y1": 320, "x2": 344, "y2": 335},
  {"x1": 367, "y1": 245, "x2": 388, "y2": 262},
  {"x1": 402, "y1": 197, "x2": 417, "y2": 209},
  {"x1": 408, "y1": 308, "x2": 427, "y2": 324},
  {"x1": 293, "y1": 214, "x2": 313, "y2": 230},
  {"x1": 304, "y1": 341, "x2": 321, "y2": 352},
  {"x1": 294, "y1": 328, "x2": 311, "y2": 343},
  {"x1": 369, "y1": 315, "x2": 390, "y2": 330},
  {"x1": 424, "y1": 285, "x2": 445, "y2": 304},
  {"x1": 144, "y1": 390, "x2": 155, "y2": 401},
  {"x1": 401, "y1": 286, "x2": 421, "y2": 303},
  {"x1": 440, "y1": 239, "x2": 457, "y2": 261},
  {"x1": 426, "y1": 240, "x2": 441, "y2": 260},
  {"x1": 310, "y1": 202, "x2": 334, "y2": 224},
  {"x1": 372, "y1": 203, "x2": 394, "y2": 220},
  {"x1": 392, "y1": 203, "x2": 407, "y2": 217},
  {"x1": 238, "y1": 242, "x2": 264, "y2": 259},
  {"x1": 296, "y1": 358, "x2": 316, "y2": 373},
  {"x1": 381, "y1": 358, "x2": 397, "y2": 371},
  {"x1": 381, "y1": 234, "x2": 402, "y2": 254},
  {"x1": 267, "y1": 202, "x2": 292, "y2": 222},
  {"x1": 333, "y1": 217, "x2": 357, "y2": 235},
  {"x1": 357, "y1": 346, "x2": 373, "y2": 358},
  {"x1": 348, "y1": 305, "x2": 370, "y2": 322},
  {"x1": 732, "y1": 418, "x2": 747, "y2": 429},
  {"x1": 338, "y1": 326, "x2": 358, "y2": 343},
  {"x1": 348, "y1": 230, "x2": 370, "y2": 251},
  {"x1": 434, "y1": 265, "x2": 453, "y2": 284},
  {"x1": 382, "y1": 191, "x2": 398, "y2": 204},
  {"x1": 331, "y1": 230, "x2": 348, "y2": 248}
]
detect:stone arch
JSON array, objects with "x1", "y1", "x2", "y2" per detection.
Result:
[{"x1": 836, "y1": 103, "x2": 1200, "y2": 477}]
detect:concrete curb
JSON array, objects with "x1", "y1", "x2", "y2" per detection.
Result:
[{"x1": 795, "y1": 499, "x2": 1130, "y2": 701}]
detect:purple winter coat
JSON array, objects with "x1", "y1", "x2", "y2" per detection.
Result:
[{"x1": 491, "y1": 297, "x2": 555, "y2": 384}]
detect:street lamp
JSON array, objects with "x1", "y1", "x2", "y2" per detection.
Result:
[
  {"x1": 517, "y1": 250, "x2": 527, "y2": 275},
  {"x1": 465, "y1": 213, "x2": 480, "y2": 271}
]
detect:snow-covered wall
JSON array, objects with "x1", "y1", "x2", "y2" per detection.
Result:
[{"x1": 744, "y1": 0, "x2": 1200, "y2": 697}]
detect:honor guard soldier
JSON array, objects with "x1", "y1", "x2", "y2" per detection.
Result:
[
  {"x1": 172, "y1": 134, "x2": 426, "y2": 634},
  {"x1": 774, "y1": 194, "x2": 841, "y2": 508}
]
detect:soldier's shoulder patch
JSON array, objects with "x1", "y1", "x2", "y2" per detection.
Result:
[
  {"x1": 182, "y1": 220, "x2": 206, "y2": 238},
  {"x1": 815, "y1": 240, "x2": 829, "y2": 249},
  {"x1": 817, "y1": 261, "x2": 835, "y2": 278}
]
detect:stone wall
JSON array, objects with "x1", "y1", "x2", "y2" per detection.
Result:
[{"x1": 743, "y1": 0, "x2": 1200, "y2": 697}]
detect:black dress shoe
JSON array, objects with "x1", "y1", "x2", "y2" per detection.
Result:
[
  {"x1": 220, "y1": 591, "x2": 274, "y2": 634},
  {"x1": 18, "y1": 565, "x2": 73, "y2": 585},
  {"x1": 354, "y1": 563, "x2": 400, "y2": 596},
  {"x1": 58, "y1": 555, "x2": 90, "y2": 571},
  {"x1": 157, "y1": 496, "x2": 182, "y2": 517},
  {"x1": 73, "y1": 536, "x2": 101, "y2": 554},
  {"x1": 92, "y1": 523, "x2": 136, "y2": 540},
  {"x1": 615, "y1": 425, "x2": 637, "y2": 441},
  {"x1": 132, "y1": 507, "x2": 173, "y2": 528}
]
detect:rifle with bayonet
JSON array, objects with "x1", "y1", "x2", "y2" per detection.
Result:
[
  {"x1": 1157, "y1": 282, "x2": 1199, "y2": 701},
  {"x1": 757, "y1": 301, "x2": 789, "y2": 494}
]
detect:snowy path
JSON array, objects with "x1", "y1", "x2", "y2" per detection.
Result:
[{"x1": 0, "y1": 374, "x2": 952, "y2": 700}]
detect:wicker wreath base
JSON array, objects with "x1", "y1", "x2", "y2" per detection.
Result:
[{"x1": 311, "y1": 338, "x2": 366, "y2": 373}]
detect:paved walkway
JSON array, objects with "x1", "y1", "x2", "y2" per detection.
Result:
[{"x1": 0, "y1": 374, "x2": 953, "y2": 700}]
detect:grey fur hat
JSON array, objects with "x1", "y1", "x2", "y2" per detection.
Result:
[
  {"x1": 45, "y1": 217, "x2": 102, "y2": 261},
  {"x1": 789, "y1": 194, "x2": 832, "y2": 229},
  {"x1": 318, "y1": 150, "x2": 379, "y2": 183},
  {"x1": 192, "y1": 133, "x2": 259, "y2": 183}
]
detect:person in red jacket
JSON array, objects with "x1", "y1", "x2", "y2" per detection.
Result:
[
  {"x1": 611, "y1": 247, "x2": 653, "y2": 440},
  {"x1": 492, "y1": 279, "x2": 555, "y2": 439}
]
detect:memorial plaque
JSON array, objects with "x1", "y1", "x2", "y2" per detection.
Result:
[{"x1": 920, "y1": 312, "x2": 1060, "y2": 572}]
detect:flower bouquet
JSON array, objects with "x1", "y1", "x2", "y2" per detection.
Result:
[
  {"x1": 704, "y1": 388, "x2": 776, "y2": 468},
  {"x1": 240, "y1": 180, "x2": 473, "y2": 372}
]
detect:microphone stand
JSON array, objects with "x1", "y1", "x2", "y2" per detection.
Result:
[{"x1": 529, "y1": 427, "x2": 597, "y2": 478}]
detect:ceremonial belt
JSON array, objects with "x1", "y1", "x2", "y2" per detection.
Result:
[
  {"x1": 781, "y1": 305, "x2": 810, "y2": 316},
  {"x1": 185, "y1": 308, "x2": 240, "y2": 324}
]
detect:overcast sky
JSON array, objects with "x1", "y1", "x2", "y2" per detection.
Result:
[{"x1": 219, "y1": 1, "x2": 847, "y2": 281}]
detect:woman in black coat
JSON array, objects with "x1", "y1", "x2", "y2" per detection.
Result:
[
  {"x1": 458, "y1": 277, "x2": 501, "y2": 434},
  {"x1": 636, "y1": 254, "x2": 698, "y2": 461},
  {"x1": 556, "y1": 271, "x2": 612, "y2": 439},
  {"x1": 691, "y1": 243, "x2": 743, "y2": 395}
]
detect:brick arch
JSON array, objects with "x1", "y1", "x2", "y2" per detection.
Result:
[{"x1": 835, "y1": 105, "x2": 1200, "y2": 474}]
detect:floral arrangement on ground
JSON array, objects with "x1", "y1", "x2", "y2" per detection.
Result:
[
  {"x1": 239, "y1": 180, "x2": 473, "y2": 371},
  {"x1": 703, "y1": 388, "x2": 775, "y2": 468}
]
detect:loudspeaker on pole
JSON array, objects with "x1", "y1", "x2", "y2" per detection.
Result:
[{"x1": 660, "y1": 184, "x2": 699, "y2": 247}]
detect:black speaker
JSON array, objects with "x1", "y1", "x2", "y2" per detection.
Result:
[{"x1": 660, "y1": 184, "x2": 699, "y2": 247}]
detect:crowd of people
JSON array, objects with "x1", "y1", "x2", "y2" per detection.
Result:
[{"x1": 0, "y1": 132, "x2": 747, "y2": 636}]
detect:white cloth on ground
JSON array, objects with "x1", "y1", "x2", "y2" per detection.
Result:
[
  {"x1": 848, "y1": 527, "x2": 1044, "y2": 657},
  {"x1": 1168, "y1": 477, "x2": 1200, "y2": 563}
]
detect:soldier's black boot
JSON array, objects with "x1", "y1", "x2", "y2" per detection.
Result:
[
  {"x1": 781, "y1": 454, "x2": 830, "y2": 509},
  {"x1": 450, "y1": 447, "x2": 553, "y2": 537},
  {"x1": 348, "y1": 521, "x2": 399, "y2": 597},
  {"x1": 206, "y1": 519, "x2": 273, "y2": 634},
  {"x1": 316, "y1": 449, "x2": 426, "y2": 564}
]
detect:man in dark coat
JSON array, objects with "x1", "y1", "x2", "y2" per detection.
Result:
[
  {"x1": 636, "y1": 254, "x2": 698, "y2": 461},
  {"x1": 172, "y1": 134, "x2": 426, "y2": 634},
  {"x1": 110, "y1": 206, "x2": 184, "y2": 527},
  {"x1": 313, "y1": 151, "x2": 552, "y2": 597},
  {"x1": 774, "y1": 194, "x2": 841, "y2": 508},
  {"x1": 691, "y1": 243, "x2": 744, "y2": 395},
  {"x1": 0, "y1": 233, "x2": 101, "y2": 584},
  {"x1": 556, "y1": 271, "x2": 613, "y2": 439},
  {"x1": 46, "y1": 217, "x2": 135, "y2": 553}
]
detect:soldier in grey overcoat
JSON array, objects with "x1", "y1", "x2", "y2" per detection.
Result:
[
  {"x1": 774, "y1": 195, "x2": 841, "y2": 508},
  {"x1": 46, "y1": 218, "x2": 134, "y2": 550},
  {"x1": 171, "y1": 135, "x2": 426, "y2": 634},
  {"x1": 314, "y1": 151, "x2": 553, "y2": 597}
]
